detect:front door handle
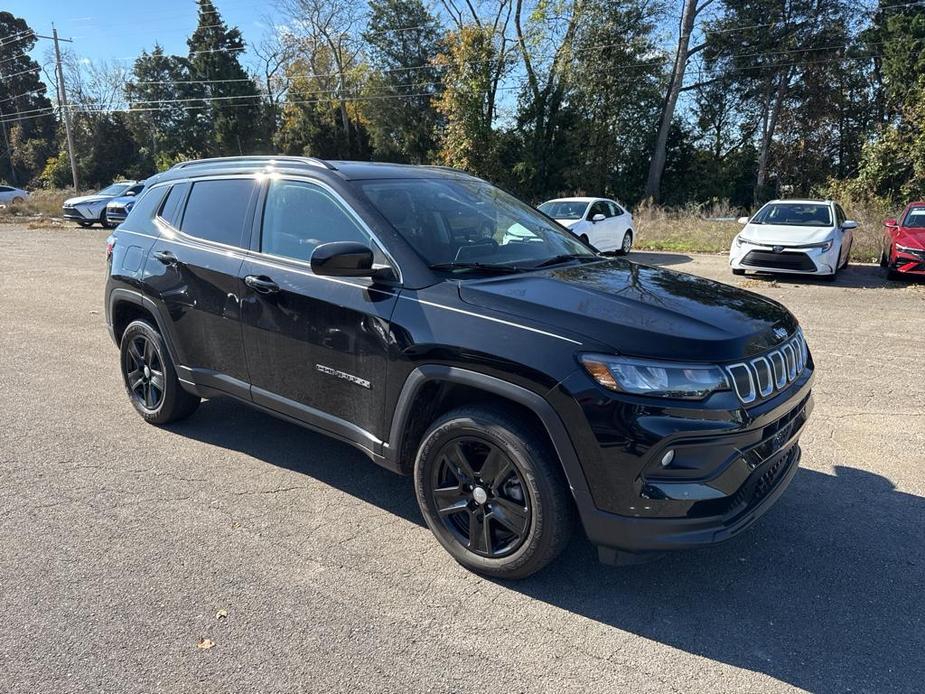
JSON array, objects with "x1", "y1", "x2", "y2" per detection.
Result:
[
  {"x1": 153, "y1": 250, "x2": 178, "y2": 266},
  {"x1": 244, "y1": 275, "x2": 280, "y2": 294}
]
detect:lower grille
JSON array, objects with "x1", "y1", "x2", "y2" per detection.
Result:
[{"x1": 742, "y1": 250, "x2": 816, "y2": 271}]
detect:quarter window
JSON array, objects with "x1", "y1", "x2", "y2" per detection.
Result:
[
  {"x1": 159, "y1": 182, "x2": 190, "y2": 226},
  {"x1": 260, "y1": 179, "x2": 381, "y2": 263},
  {"x1": 178, "y1": 178, "x2": 256, "y2": 247},
  {"x1": 588, "y1": 201, "x2": 609, "y2": 219}
]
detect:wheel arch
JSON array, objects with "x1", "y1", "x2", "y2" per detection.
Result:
[
  {"x1": 385, "y1": 365, "x2": 593, "y2": 506},
  {"x1": 108, "y1": 288, "x2": 181, "y2": 365}
]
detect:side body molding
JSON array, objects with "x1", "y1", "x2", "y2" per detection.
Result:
[{"x1": 385, "y1": 365, "x2": 594, "y2": 509}]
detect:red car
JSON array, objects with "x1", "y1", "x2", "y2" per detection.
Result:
[{"x1": 882, "y1": 202, "x2": 925, "y2": 279}]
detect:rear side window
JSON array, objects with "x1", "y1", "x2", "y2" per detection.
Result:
[
  {"x1": 159, "y1": 182, "x2": 190, "y2": 226},
  {"x1": 124, "y1": 185, "x2": 168, "y2": 224},
  {"x1": 179, "y1": 179, "x2": 256, "y2": 247},
  {"x1": 260, "y1": 179, "x2": 382, "y2": 263}
]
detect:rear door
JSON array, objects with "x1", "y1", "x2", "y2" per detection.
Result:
[
  {"x1": 143, "y1": 176, "x2": 259, "y2": 397},
  {"x1": 239, "y1": 177, "x2": 399, "y2": 448}
]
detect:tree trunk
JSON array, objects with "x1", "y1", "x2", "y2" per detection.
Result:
[
  {"x1": 645, "y1": 0, "x2": 698, "y2": 201},
  {"x1": 755, "y1": 69, "x2": 790, "y2": 205}
]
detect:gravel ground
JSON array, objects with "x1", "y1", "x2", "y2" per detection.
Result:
[{"x1": 1, "y1": 224, "x2": 923, "y2": 694}]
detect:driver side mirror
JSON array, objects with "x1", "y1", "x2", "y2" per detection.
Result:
[
  {"x1": 591, "y1": 213, "x2": 606, "y2": 223},
  {"x1": 737, "y1": 216, "x2": 750, "y2": 224},
  {"x1": 842, "y1": 220, "x2": 858, "y2": 230},
  {"x1": 884, "y1": 218, "x2": 898, "y2": 227},
  {"x1": 311, "y1": 241, "x2": 376, "y2": 277}
]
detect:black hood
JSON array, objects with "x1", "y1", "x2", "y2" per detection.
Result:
[{"x1": 458, "y1": 259, "x2": 797, "y2": 362}]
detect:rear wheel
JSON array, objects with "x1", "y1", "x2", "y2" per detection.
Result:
[
  {"x1": 120, "y1": 320, "x2": 200, "y2": 425},
  {"x1": 414, "y1": 405, "x2": 575, "y2": 579}
]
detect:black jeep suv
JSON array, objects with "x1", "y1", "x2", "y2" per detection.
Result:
[{"x1": 105, "y1": 156, "x2": 814, "y2": 578}]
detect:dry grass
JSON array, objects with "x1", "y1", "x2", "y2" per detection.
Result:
[
  {"x1": 0, "y1": 189, "x2": 75, "y2": 221},
  {"x1": 633, "y1": 199, "x2": 891, "y2": 263}
]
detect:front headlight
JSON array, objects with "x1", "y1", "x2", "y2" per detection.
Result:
[
  {"x1": 819, "y1": 240, "x2": 833, "y2": 252},
  {"x1": 896, "y1": 244, "x2": 922, "y2": 254},
  {"x1": 735, "y1": 236, "x2": 750, "y2": 246},
  {"x1": 125, "y1": 201, "x2": 135, "y2": 212},
  {"x1": 579, "y1": 354, "x2": 730, "y2": 399}
]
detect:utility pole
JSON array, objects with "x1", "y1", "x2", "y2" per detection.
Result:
[
  {"x1": 51, "y1": 26, "x2": 78, "y2": 191},
  {"x1": 34, "y1": 26, "x2": 78, "y2": 191}
]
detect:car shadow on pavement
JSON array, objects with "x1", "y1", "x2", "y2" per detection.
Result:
[
  {"x1": 165, "y1": 398, "x2": 427, "y2": 527},
  {"x1": 169, "y1": 400, "x2": 923, "y2": 691},
  {"x1": 627, "y1": 251, "x2": 693, "y2": 267},
  {"x1": 505, "y1": 464, "x2": 925, "y2": 693}
]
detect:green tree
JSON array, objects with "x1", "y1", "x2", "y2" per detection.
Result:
[
  {"x1": 186, "y1": 0, "x2": 261, "y2": 155},
  {"x1": 362, "y1": 0, "x2": 443, "y2": 163},
  {"x1": 0, "y1": 12, "x2": 56, "y2": 185}
]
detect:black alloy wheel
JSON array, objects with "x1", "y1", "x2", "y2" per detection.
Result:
[
  {"x1": 428, "y1": 437, "x2": 531, "y2": 558},
  {"x1": 414, "y1": 406, "x2": 575, "y2": 578},
  {"x1": 119, "y1": 319, "x2": 200, "y2": 424},
  {"x1": 124, "y1": 334, "x2": 165, "y2": 411}
]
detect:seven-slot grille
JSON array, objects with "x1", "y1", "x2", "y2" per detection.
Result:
[{"x1": 725, "y1": 330, "x2": 808, "y2": 404}]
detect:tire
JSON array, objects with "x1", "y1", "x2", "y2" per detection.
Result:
[
  {"x1": 879, "y1": 247, "x2": 889, "y2": 267},
  {"x1": 11, "y1": 196, "x2": 24, "y2": 204},
  {"x1": 101, "y1": 210, "x2": 116, "y2": 229},
  {"x1": 77, "y1": 221, "x2": 93, "y2": 228},
  {"x1": 414, "y1": 405, "x2": 575, "y2": 579},
  {"x1": 886, "y1": 267, "x2": 902, "y2": 281},
  {"x1": 119, "y1": 320, "x2": 200, "y2": 425},
  {"x1": 579, "y1": 233, "x2": 590, "y2": 245},
  {"x1": 732, "y1": 268, "x2": 745, "y2": 276},
  {"x1": 615, "y1": 230, "x2": 633, "y2": 256}
]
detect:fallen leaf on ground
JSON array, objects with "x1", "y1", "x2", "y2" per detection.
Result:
[
  {"x1": 216, "y1": 609, "x2": 227, "y2": 620},
  {"x1": 197, "y1": 638, "x2": 215, "y2": 650}
]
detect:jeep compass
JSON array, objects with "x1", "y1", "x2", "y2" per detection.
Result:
[{"x1": 105, "y1": 156, "x2": 814, "y2": 578}]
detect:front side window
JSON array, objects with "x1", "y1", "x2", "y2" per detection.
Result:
[
  {"x1": 588, "y1": 201, "x2": 609, "y2": 219},
  {"x1": 126, "y1": 184, "x2": 145, "y2": 197},
  {"x1": 751, "y1": 203, "x2": 833, "y2": 227},
  {"x1": 261, "y1": 179, "x2": 381, "y2": 263},
  {"x1": 359, "y1": 178, "x2": 595, "y2": 270},
  {"x1": 903, "y1": 205, "x2": 925, "y2": 228},
  {"x1": 179, "y1": 178, "x2": 256, "y2": 247}
]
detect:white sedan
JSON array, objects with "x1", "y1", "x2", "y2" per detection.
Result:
[
  {"x1": 729, "y1": 199, "x2": 856, "y2": 281},
  {"x1": 538, "y1": 197, "x2": 635, "y2": 255},
  {"x1": 0, "y1": 185, "x2": 29, "y2": 205}
]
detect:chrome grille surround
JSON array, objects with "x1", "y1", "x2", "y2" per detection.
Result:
[{"x1": 725, "y1": 330, "x2": 808, "y2": 404}]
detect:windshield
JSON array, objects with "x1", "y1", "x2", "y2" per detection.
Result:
[
  {"x1": 98, "y1": 183, "x2": 132, "y2": 196},
  {"x1": 751, "y1": 203, "x2": 832, "y2": 227},
  {"x1": 359, "y1": 178, "x2": 595, "y2": 271},
  {"x1": 902, "y1": 206, "x2": 925, "y2": 228},
  {"x1": 538, "y1": 200, "x2": 588, "y2": 220}
]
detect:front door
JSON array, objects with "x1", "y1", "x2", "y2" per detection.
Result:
[{"x1": 239, "y1": 177, "x2": 399, "y2": 448}]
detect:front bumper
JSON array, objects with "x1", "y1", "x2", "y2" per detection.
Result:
[
  {"x1": 549, "y1": 361, "x2": 814, "y2": 557},
  {"x1": 62, "y1": 205, "x2": 100, "y2": 222},
  {"x1": 890, "y1": 248, "x2": 925, "y2": 275},
  {"x1": 106, "y1": 206, "x2": 129, "y2": 223},
  {"x1": 730, "y1": 243, "x2": 838, "y2": 275}
]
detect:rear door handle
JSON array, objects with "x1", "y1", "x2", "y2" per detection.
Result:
[
  {"x1": 153, "y1": 250, "x2": 178, "y2": 266},
  {"x1": 244, "y1": 275, "x2": 280, "y2": 294}
]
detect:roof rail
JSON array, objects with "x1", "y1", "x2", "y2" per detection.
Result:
[{"x1": 170, "y1": 155, "x2": 337, "y2": 171}]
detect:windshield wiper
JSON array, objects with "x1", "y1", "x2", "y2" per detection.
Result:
[
  {"x1": 428, "y1": 262, "x2": 528, "y2": 274},
  {"x1": 531, "y1": 253, "x2": 599, "y2": 269}
]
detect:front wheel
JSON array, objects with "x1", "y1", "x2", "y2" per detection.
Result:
[
  {"x1": 77, "y1": 221, "x2": 93, "y2": 228},
  {"x1": 120, "y1": 320, "x2": 200, "y2": 425},
  {"x1": 615, "y1": 231, "x2": 633, "y2": 256},
  {"x1": 414, "y1": 406, "x2": 575, "y2": 579}
]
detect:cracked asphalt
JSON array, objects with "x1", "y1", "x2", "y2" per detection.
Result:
[{"x1": 1, "y1": 225, "x2": 923, "y2": 693}]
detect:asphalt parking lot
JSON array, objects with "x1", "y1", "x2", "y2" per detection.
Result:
[{"x1": 1, "y1": 223, "x2": 923, "y2": 694}]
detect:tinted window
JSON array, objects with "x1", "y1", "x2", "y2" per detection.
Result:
[
  {"x1": 588, "y1": 201, "x2": 608, "y2": 219},
  {"x1": 126, "y1": 183, "x2": 145, "y2": 196},
  {"x1": 159, "y1": 182, "x2": 190, "y2": 226},
  {"x1": 0, "y1": 186, "x2": 11, "y2": 192},
  {"x1": 124, "y1": 185, "x2": 168, "y2": 224},
  {"x1": 179, "y1": 179, "x2": 255, "y2": 247},
  {"x1": 261, "y1": 179, "x2": 379, "y2": 263}
]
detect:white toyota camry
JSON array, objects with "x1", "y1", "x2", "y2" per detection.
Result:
[
  {"x1": 538, "y1": 197, "x2": 635, "y2": 255},
  {"x1": 729, "y1": 199, "x2": 857, "y2": 281}
]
